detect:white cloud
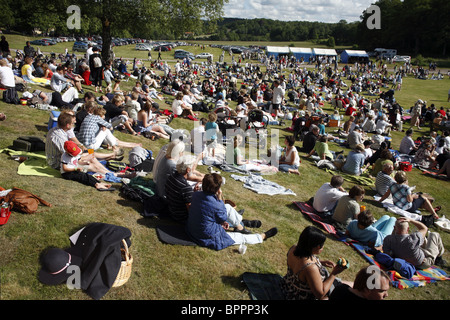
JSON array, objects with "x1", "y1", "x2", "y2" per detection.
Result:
[{"x1": 223, "y1": 0, "x2": 375, "y2": 23}]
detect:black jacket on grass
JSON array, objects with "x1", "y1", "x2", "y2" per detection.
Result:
[{"x1": 69, "y1": 222, "x2": 132, "y2": 300}]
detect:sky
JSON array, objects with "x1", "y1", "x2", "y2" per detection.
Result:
[{"x1": 223, "y1": 0, "x2": 376, "y2": 23}]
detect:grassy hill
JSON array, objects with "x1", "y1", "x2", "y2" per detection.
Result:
[{"x1": 0, "y1": 35, "x2": 449, "y2": 302}]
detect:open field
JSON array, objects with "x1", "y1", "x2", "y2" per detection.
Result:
[{"x1": 0, "y1": 35, "x2": 449, "y2": 304}]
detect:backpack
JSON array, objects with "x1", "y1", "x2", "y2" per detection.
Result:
[
  {"x1": 119, "y1": 183, "x2": 153, "y2": 203},
  {"x1": 374, "y1": 252, "x2": 416, "y2": 279},
  {"x1": 128, "y1": 146, "x2": 153, "y2": 171},
  {"x1": 142, "y1": 131, "x2": 159, "y2": 141},
  {"x1": 12, "y1": 136, "x2": 46, "y2": 152},
  {"x1": 93, "y1": 56, "x2": 102, "y2": 68},
  {"x1": 106, "y1": 160, "x2": 129, "y2": 172},
  {"x1": 2, "y1": 87, "x2": 20, "y2": 104}
]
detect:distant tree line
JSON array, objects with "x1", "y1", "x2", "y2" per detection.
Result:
[
  {"x1": 203, "y1": 0, "x2": 449, "y2": 57},
  {"x1": 0, "y1": 0, "x2": 447, "y2": 57}
]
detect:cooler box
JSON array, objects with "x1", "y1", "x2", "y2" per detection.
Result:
[
  {"x1": 399, "y1": 161, "x2": 412, "y2": 171},
  {"x1": 48, "y1": 111, "x2": 61, "y2": 130}
]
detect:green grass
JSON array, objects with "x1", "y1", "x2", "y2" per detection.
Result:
[{"x1": 0, "y1": 35, "x2": 449, "y2": 301}]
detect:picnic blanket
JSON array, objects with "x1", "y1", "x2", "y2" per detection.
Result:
[
  {"x1": 350, "y1": 241, "x2": 450, "y2": 289},
  {"x1": 0, "y1": 148, "x2": 121, "y2": 182},
  {"x1": 373, "y1": 195, "x2": 423, "y2": 221},
  {"x1": 292, "y1": 201, "x2": 346, "y2": 239},
  {"x1": 231, "y1": 174, "x2": 296, "y2": 196},
  {"x1": 156, "y1": 224, "x2": 197, "y2": 246},
  {"x1": 324, "y1": 168, "x2": 375, "y2": 186},
  {"x1": 241, "y1": 272, "x2": 285, "y2": 300},
  {"x1": 419, "y1": 168, "x2": 449, "y2": 180},
  {"x1": 0, "y1": 149, "x2": 61, "y2": 178},
  {"x1": 293, "y1": 201, "x2": 450, "y2": 289}
]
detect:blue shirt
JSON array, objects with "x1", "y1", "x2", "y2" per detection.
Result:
[
  {"x1": 342, "y1": 151, "x2": 366, "y2": 175},
  {"x1": 205, "y1": 121, "x2": 218, "y2": 141},
  {"x1": 186, "y1": 191, "x2": 234, "y2": 250},
  {"x1": 347, "y1": 220, "x2": 384, "y2": 247}
]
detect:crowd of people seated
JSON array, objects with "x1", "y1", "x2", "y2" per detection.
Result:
[{"x1": 2, "y1": 38, "x2": 449, "y2": 301}]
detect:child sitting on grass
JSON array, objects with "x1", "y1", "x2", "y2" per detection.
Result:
[{"x1": 60, "y1": 141, "x2": 115, "y2": 191}]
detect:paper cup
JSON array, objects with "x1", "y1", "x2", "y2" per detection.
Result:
[{"x1": 238, "y1": 244, "x2": 247, "y2": 255}]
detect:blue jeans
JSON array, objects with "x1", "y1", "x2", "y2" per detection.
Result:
[
  {"x1": 373, "y1": 215, "x2": 396, "y2": 237},
  {"x1": 279, "y1": 164, "x2": 298, "y2": 172}
]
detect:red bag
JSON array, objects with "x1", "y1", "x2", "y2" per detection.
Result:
[
  {"x1": 0, "y1": 202, "x2": 11, "y2": 225},
  {"x1": 399, "y1": 161, "x2": 412, "y2": 172}
]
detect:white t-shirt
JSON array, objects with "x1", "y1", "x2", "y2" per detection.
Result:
[
  {"x1": 0, "y1": 65, "x2": 16, "y2": 88},
  {"x1": 60, "y1": 152, "x2": 81, "y2": 174},
  {"x1": 313, "y1": 183, "x2": 348, "y2": 212},
  {"x1": 272, "y1": 86, "x2": 285, "y2": 104},
  {"x1": 376, "y1": 119, "x2": 390, "y2": 132},
  {"x1": 172, "y1": 99, "x2": 185, "y2": 116},
  {"x1": 399, "y1": 136, "x2": 415, "y2": 154},
  {"x1": 284, "y1": 146, "x2": 300, "y2": 167}
]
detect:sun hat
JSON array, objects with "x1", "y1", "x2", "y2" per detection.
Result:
[
  {"x1": 38, "y1": 247, "x2": 83, "y2": 285},
  {"x1": 64, "y1": 141, "x2": 82, "y2": 157}
]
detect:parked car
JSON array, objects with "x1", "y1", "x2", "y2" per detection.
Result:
[
  {"x1": 154, "y1": 45, "x2": 170, "y2": 52},
  {"x1": 135, "y1": 43, "x2": 151, "y2": 51},
  {"x1": 195, "y1": 52, "x2": 213, "y2": 59},
  {"x1": 72, "y1": 41, "x2": 88, "y2": 52},
  {"x1": 30, "y1": 40, "x2": 49, "y2": 46},
  {"x1": 174, "y1": 50, "x2": 195, "y2": 60},
  {"x1": 42, "y1": 38, "x2": 57, "y2": 45},
  {"x1": 392, "y1": 55, "x2": 411, "y2": 63},
  {"x1": 230, "y1": 47, "x2": 243, "y2": 54}
]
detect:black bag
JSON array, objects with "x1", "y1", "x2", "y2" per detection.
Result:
[
  {"x1": 2, "y1": 87, "x2": 20, "y2": 104},
  {"x1": 133, "y1": 158, "x2": 154, "y2": 172},
  {"x1": 12, "y1": 136, "x2": 45, "y2": 152},
  {"x1": 15, "y1": 83, "x2": 26, "y2": 92},
  {"x1": 119, "y1": 183, "x2": 153, "y2": 203}
]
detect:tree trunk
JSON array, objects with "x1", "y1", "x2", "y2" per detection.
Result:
[{"x1": 101, "y1": 18, "x2": 112, "y2": 64}]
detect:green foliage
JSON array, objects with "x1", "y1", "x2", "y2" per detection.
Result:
[
  {"x1": 358, "y1": 0, "x2": 449, "y2": 57},
  {"x1": 326, "y1": 36, "x2": 335, "y2": 48}
]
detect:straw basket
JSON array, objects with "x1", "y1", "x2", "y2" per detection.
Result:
[{"x1": 112, "y1": 239, "x2": 133, "y2": 287}]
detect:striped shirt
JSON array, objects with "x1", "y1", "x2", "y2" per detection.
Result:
[
  {"x1": 165, "y1": 172, "x2": 193, "y2": 223},
  {"x1": 375, "y1": 171, "x2": 395, "y2": 196},
  {"x1": 45, "y1": 126, "x2": 70, "y2": 169}
]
